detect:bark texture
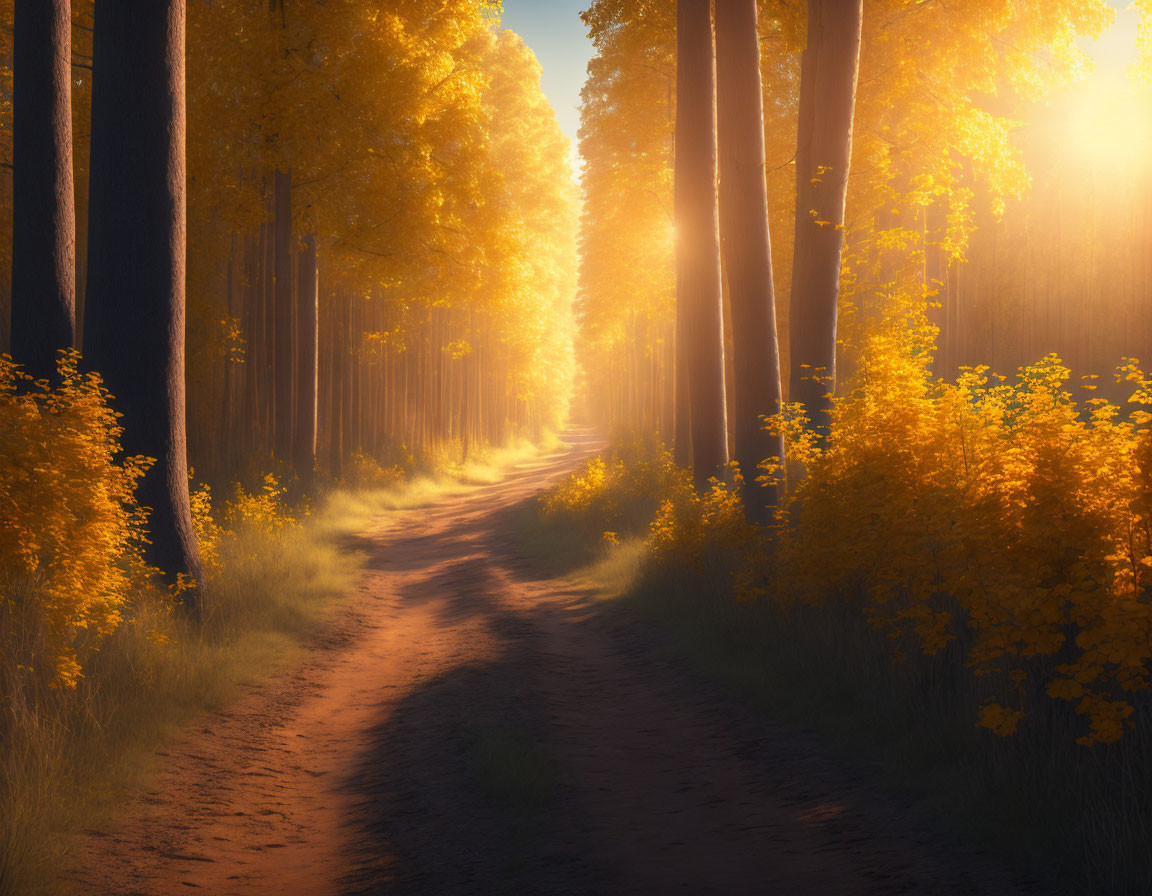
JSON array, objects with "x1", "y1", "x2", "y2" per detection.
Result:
[
  {"x1": 675, "y1": 0, "x2": 728, "y2": 488},
  {"x1": 11, "y1": 0, "x2": 75, "y2": 380},
  {"x1": 84, "y1": 0, "x2": 204, "y2": 595},
  {"x1": 788, "y1": 0, "x2": 863, "y2": 435},
  {"x1": 716, "y1": 0, "x2": 785, "y2": 520}
]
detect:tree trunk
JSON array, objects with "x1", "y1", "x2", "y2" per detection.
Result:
[
  {"x1": 788, "y1": 0, "x2": 862, "y2": 435},
  {"x1": 294, "y1": 235, "x2": 318, "y2": 481},
  {"x1": 675, "y1": 0, "x2": 727, "y2": 488},
  {"x1": 716, "y1": 0, "x2": 785, "y2": 521},
  {"x1": 85, "y1": 0, "x2": 204, "y2": 596},
  {"x1": 11, "y1": 0, "x2": 75, "y2": 381},
  {"x1": 330, "y1": 288, "x2": 347, "y2": 479},
  {"x1": 220, "y1": 233, "x2": 236, "y2": 473},
  {"x1": 273, "y1": 168, "x2": 294, "y2": 462}
]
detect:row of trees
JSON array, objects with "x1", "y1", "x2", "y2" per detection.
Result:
[
  {"x1": 673, "y1": 0, "x2": 861, "y2": 517},
  {"x1": 1, "y1": 0, "x2": 578, "y2": 598},
  {"x1": 578, "y1": 0, "x2": 1114, "y2": 518}
]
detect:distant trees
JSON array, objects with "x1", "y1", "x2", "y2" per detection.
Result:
[
  {"x1": 716, "y1": 0, "x2": 784, "y2": 518},
  {"x1": 186, "y1": 6, "x2": 576, "y2": 483},
  {"x1": 579, "y1": 2, "x2": 677, "y2": 448},
  {"x1": 10, "y1": 0, "x2": 75, "y2": 381},
  {"x1": 788, "y1": 0, "x2": 863, "y2": 436},
  {"x1": 675, "y1": 0, "x2": 728, "y2": 489},
  {"x1": 84, "y1": 0, "x2": 204, "y2": 596}
]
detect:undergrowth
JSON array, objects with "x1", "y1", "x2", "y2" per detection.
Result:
[
  {"x1": 0, "y1": 353, "x2": 549, "y2": 895},
  {"x1": 536, "y1": 323, "x2": 1152, "y2": 893}
]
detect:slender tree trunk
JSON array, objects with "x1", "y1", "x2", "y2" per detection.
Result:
[
  {"x1": 11, "y1": 0, "x2": 75, "y2": 380},
  {"x1": 294, "y1": 235, "x2": 318, "y2": 481},
  {"x1": 675, "y1": 0, "x2": 727, "y2": 488},
  {"x1": 220, "y1": 233, "x2": 236, "y2": 474},
  {"x1": 85, "y1": 0, "x2": 204, "y2": 596},
  {"x1": 273, "y1": 168, "x2": 293, "y2": 461},
  {"x1": 788, "y1": 0, "x2": 862, "y2": 435},
  {"x1": 262, "y1": 205, "x2": 276, "y2": 441},
  {"x1": 330, "y1": 289, "x2": 346, "y2": 479},
  {"x1": 716, "y1": 0, "x2": 785, "y2": 520},
  {"x1": 242, "y1": 231, "x2": 261, "y2": 457}
]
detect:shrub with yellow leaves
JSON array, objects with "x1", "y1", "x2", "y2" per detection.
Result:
[
  {"x1": 222, "y1": 473, "x2": 298, "y2": 532},
  {"x1": 0, "y1": 352, "x2": 152, "y2": 693},
  {"x1": 769, "y1": 315, "x2": 1152, "y2": 746},
  {"x1": 540, "y1": 434, "x2": 688, "y2": 536},
  {"x1": 345, "y1": 452, "x2": 406, "y2": 491},
  {"x1": 648, "y1": 469, "x2": 751, "y2": 568}
]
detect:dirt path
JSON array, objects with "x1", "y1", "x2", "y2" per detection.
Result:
[{"x1": 64, "y1": 429, "x2": 1037, "y2": 895}]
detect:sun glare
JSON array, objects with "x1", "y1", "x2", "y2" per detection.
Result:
[
  {"x1": 1059, "y1": 7, "x2": 1151, "y2": 167},
  {"x1": 1061, "y1": 80, "x2": 1152, "y2": 167}
]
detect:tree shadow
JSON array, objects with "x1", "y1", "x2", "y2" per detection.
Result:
[{"x1": 335, "y1": 621, "x2": 612, "y2": 895}]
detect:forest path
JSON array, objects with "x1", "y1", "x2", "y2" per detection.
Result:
[{"x1": 65, "y1": 428, "x2": 1033, "y2": 895}]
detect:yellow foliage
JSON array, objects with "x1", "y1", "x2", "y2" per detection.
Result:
[
  {"x1": 345, "y1": 453, "x2": 406, "y2": 491},
  {"x1": 767, "y1": 315, "x2": 1152, "y2": 745},
  {"x1": 222, "y1": 473, "x2": 298, "y2": 533},
  {"x1": 540, "y1": 435, "x2": 686, "y2": 528},
  {"x1": 648, "y1": 470, "x2": 751, "y2": 567},
  {"x1": 190, "y1": 481, "x2": 221, "y2": 573},
  {"x1": 0, "y1": 352, "x2": 151, "y2": 690}
]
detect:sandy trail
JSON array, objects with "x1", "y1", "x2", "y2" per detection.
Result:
[{"x1": 64, "y1": 428, "x2": 1035, "y2": 895}]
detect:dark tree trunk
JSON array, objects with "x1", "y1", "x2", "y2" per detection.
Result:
[
  {"x1": 85, "y1": 0, "x2": 204, "y2": 596},
  {"x1": 242, "y1": 230, "x2": 262, "y2": 457},
  {"x1": 294, "y1": 235, "x2": 318, "y2": 481},
  {"x1": 329, "y1": 289, "x2": 345, "y2": 480},
  {"x1": 716, "y1": 0, "x2": 785, "y2": 521},
  {"x1": 11, "y1": 0, "x2": 75, "y2": 381},
  {"x1": 273, "y1": 168, "x2": 294, "y2": 462},
  {"x1": 675, "y1": 0, "x2": 727, "y2": 488},
  {"x1": 788, "y1": 0, "x2": 863, "y2": 435}
]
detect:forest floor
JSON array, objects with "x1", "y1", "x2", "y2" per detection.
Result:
[{"x1": 61, "y1": 429, "x2": 1040, "y2": 895}]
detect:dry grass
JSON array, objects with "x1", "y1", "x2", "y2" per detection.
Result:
[{"x1": 0, "y1": 437, "x2": 553, "y2": 896}]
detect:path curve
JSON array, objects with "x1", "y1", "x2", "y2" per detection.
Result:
[{"x1": 64, "y1": 428, "x2": 1036, "y2": 895}]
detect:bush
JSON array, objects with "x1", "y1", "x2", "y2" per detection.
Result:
[
  {"x1": 770, "y1": 323, "x2": 1152, "y2": 746},
  {"x1": 540, "y1": 432, "x2": 687, "y2": 544},
  {"x1": 0, "y1": 352, "x2": 153, "y2": 697},
  {"x1": 0, "y1": 354, "x2": 351, "y2": 895}
]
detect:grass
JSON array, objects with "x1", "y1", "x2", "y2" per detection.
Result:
[{"x1": 0, "y1": 436, "x2": 553, "y2": 896}]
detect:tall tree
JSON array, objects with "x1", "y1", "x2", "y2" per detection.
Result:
[
  {"x1": 10, "y1": 0, "x2": 75, "y2": 381},
  {"x1": 788, "y1": 0, "x2": 863, "y2": 434},
  {"x1": 675, "y1": 0, "x2": 727, "y2": 488},
  {"x1": 716, "y1": 0, "x2": 785, "y2": 520},
  {"x1": 294, "y1": 234, "x2": 318, "y2": 479},
  {"x1": 85, "y1": 0, "x2": 204, "y2": 596}
]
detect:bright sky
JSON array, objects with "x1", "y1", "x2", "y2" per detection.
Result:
[
  {"x1": 497, "y1": 0, "x2": 594, "y2": 172},
  {"x1": 1086, "y1": 1, "x2": 1141, "y2": 78}
]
